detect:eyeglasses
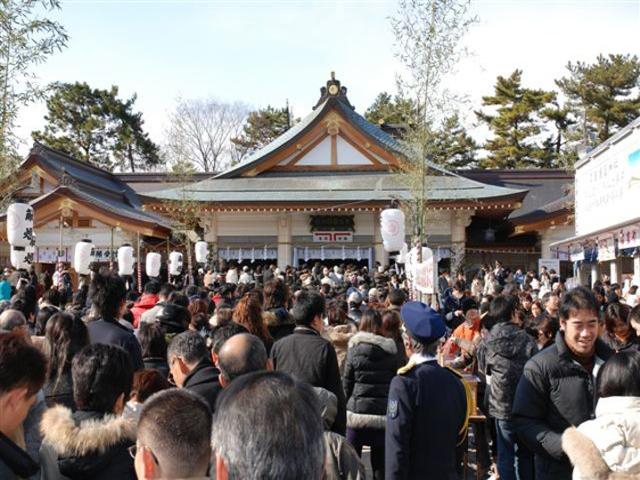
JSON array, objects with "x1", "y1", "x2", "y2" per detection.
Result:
[{"x1": 128, "y1": 444, "x2": 159, "y2": 465}]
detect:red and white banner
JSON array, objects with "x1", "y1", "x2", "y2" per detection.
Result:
[{"x1": 312, "y1": 231, "x2": 353, "y2": 243}]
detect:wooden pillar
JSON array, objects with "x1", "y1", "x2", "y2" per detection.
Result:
[{"x1": 277, "y1": 214, "x2": 292, "y2": 270}]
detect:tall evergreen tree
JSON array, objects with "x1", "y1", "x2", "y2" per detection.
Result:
[
  {"x1": 364, "y1": 92, "x2": 418, "y2": 126},
  {"x1": 556, "y1": 54, "x2": 640, "y2": 143},
  {"x1": 33, "y1": 82, "x2": 160, "y2": 172},
  {"x1": 476, "y1": 70, "x2": 555, "y2": 168},
  {"x1": 430, "y1": 114, "x2": 478, "y2": 168},
  {"x1": 230, "y1": 105, "x2": 292, "y2": 161}
]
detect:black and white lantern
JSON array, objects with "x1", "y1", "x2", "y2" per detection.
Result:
[
  {"x1": 73, "y1": 239, "x2": 94, "y2": 275},
  {"x1": 146, "y1": 252, "x2": 162, "y2": 278},
  {"x1": 10, "y1": 246, "x2": 30, "y2": 270},
  {"x1": 118, "y1": 244, "x2": 135, "y2": 276},
  {"x1": 6, "y1": 203, "x2": 34, "y2": 247}
]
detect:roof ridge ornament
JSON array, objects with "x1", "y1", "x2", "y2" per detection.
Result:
[{"x1": 313, "y1": 72, "x2": 355, "y2": 111}]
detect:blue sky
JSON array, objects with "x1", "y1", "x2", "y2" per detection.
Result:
[{"x1": 16, "y1": 0, "x2": 640, "y2": 154}]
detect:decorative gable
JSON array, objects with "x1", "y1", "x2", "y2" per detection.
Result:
[{"x1": 216, "y1": 74, "x2": 405, "y2": 178}]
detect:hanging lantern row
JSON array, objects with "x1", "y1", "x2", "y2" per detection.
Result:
[{"x1": 6, "y1": 203, "x2": 35, "y2": 269}]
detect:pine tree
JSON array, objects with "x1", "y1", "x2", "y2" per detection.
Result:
[
  {"x1": 556, "y1": 54, "x2": 640, "y2": 143},
  {"x1": 430, "y1": 114, "x2": 477, "y2": 168},
  {"x1": 364, "y1": 92, "x2": 418, "y2": 126},
  {"x1": 32, "y1": 82, "x2": 160, "y2": 172},
  {"x1": 231, "y1": 105, "x2": 292, "y2": 161},
  {"x1": 476, "y1": 70, "x2": 555, "y2": 168}
]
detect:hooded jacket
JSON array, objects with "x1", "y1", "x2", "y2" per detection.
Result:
[
  {"x1": 39, "y1": 405, "x2": 136, "y2": 480},
  {"x1": 327, "y1": 323, "x2": 357, "y2": 374},
  {"x1": 130, "y1": 293, "x2": 159, "y2": 328},
  {"x1": 563, "y1": 426, "x2": 640, "y2": 480},
  {"x1": 313, "y1": 387, "x2": 366, "y2": 480},
  {"x1": 484, "y1": 321, "x2": 538, "y2": 419},
  {"x1": 512, "y1": 331, "x2": 613, "y2": 480},
  {"x1": 264, "y1": 307, "x2": 295, "y2": 342},
  {"x1": 343, "y1": 331, "x2": 397, "y2": 429},
  {"x1": 568, "y1": 397, "x2": 640, "y2": 479}
]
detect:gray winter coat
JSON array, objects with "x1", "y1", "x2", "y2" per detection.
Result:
[{"x1": 484, "y1": 321, "x2": 538, "y2": 420}]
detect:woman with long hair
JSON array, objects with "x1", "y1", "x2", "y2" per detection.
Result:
[
  {"x1": 325, "y1": 299, "x2": 356, "y2": 374},
  {"x1": 381, "y1": 309, "x2": 407, "y2": 368},
  {"x1": 233, "y1": 293, "x2": 273, "y2": 353},
  {"x1": 263, "y1": 278, "x2": 294, "y2": 341},
  {"x1": 42, "y1": 311, "x2": 89, "y2": 409}
]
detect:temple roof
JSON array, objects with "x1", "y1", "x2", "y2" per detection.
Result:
[
  {"x1": 215, "y1": 75, "x2": 408, "y2": 179},
  {"x1": 17, "y1": 142, "x2": 171, "y2": 232},
  {"x1": 145, "y1": 171, "x2": 526, "y2": 205}
]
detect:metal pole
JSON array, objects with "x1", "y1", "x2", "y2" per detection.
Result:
[
  {"x1": 137, "y1": 232, "x2": 142, "y2": 293},
  {"x1": 166, "y1": 237, "x2": 170, "y2": 282},
  {"x1": 110, "y1": 227, "x2": 114, "y2": 270},
  {"x1": 58, "y1": 215, "x2": 63, "y2": 264}
]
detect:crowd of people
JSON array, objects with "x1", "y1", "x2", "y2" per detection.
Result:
[{"x1": 1, "y1": 258, "x2": 640, "y2": 479}]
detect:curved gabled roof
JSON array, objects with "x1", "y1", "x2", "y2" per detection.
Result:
[{"x1": 18, "y1": 142, "x2": 170, "y2": 232}]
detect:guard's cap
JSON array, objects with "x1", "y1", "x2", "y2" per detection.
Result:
[{"x1": 400, "y1": 301, "x2": 446, "y2": 343}]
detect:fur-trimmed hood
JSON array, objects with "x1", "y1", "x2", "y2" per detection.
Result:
[
  {"x1": 349, "y1": 331, "x2": 397, "y2": 355},
  {"x1": 40, "y1": 405, "x2": 136, "y2": 458},
  {"x1": 563, "y1": 427, "x2": 640, "y2": 479}
]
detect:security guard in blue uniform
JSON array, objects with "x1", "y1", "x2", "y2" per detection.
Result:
[{"x1": 385, "y1": 301, "x2": 471, "y2": 480}]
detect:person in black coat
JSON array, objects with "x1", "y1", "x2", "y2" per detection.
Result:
[
  {"x1": 86, "y1": 269, "x2": 143, "y2": 370},
  {"x1": 483, "y1": 296, "x2": 538, "y2": 480},
  {"x1": 443, "y1": 281, "x2": 473, "y2": 330},
  {"x1": 512, "y1": 287, "x2": 614, "y2": 480},
  {"x1": 343, "y1": 309, "x2": 397, "y2": 480},
  {"x1": 167, "y1": 330, "x2": 222, "y2": 413},
  {"x1": 385, "y1": 302, "x2": 468, "y2": 480},
  {"x1": 270, "y1": 290, "x2": 347, "y2": 435},
  {"x1": 40, "y1": 344, "x2": 136, "y2": 480}
]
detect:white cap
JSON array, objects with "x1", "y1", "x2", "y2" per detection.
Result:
[{"x1": 368, "y1": 287, "x2": 379, "y2": 298}]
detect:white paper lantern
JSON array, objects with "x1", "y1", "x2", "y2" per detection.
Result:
[
  {"x1": 146, "y1": 252, "x2": 162, "y2": 278},
  {"x1": 380, "y1": 208, "x2": 405, "y2": 252},
  {"x1": 195, "y1": 241, "x2": 208, "y2": 264},
  {"x1": 118, "y1": 245, "x2": 135, "y2": 276},
  {"x1": 74, "y1": 240, "x2": 94, "y2": 275},
  {"x1": 6, "y1": 203, "x2": 34, "y2": 247},
  {"x1": 169, "y1": 251, "x2": 183, "y2": 276},
  {"x1": 10, "y1": 246, "x2": 31, "y2": 270}
]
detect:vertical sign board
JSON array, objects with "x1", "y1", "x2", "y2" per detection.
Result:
[{"x1": 413, "y1": 248, "x2": 436, "y2": 295}]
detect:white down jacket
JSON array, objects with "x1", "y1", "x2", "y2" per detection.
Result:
[{"x1": 572, "y1": 396, "x2": 640, "y2": 479}]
